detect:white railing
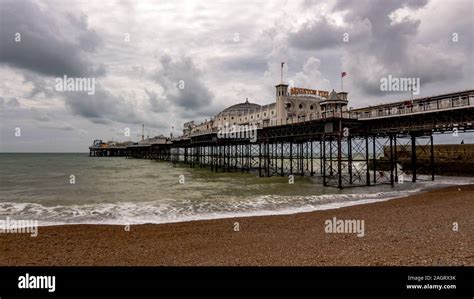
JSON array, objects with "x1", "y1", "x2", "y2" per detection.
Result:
[{"x1": 352, "y1": 95, "x2": 473, "y2": 119}]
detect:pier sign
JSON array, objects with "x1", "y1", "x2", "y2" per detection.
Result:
[{"x1": 290, "y1": 87, "x2": 329, "y2": 98}]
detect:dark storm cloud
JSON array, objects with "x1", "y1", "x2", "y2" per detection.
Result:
[
  {"x1": 217, "y1": 54, "x2": 268, "y2": 72},
  {"x1": 333, "y1": 0, "x2": 428, "y2": 17},
  {"x1": 179, "y1": 104, "x2": 223, "y2": 120},
  {"x1": 22, "y1": 72, "x2": 57, "y2": 98},
  {"x1": 63, "y1": 86, "x2": 118, "y2": 120},
  {"x1": 0, "y1": 0, "x2": 105, "y2": 78},
  {"x1": 145, "y1": 88, "x2": 168, "y2": 113},
  {"x1": 152, "y1": 55, "x2": 215, "y2": 114},
  {"x1": 63, "y1": 84, "x2": 169, "y2": 129},
  {"x1": 333, "y1": 0, "x2": 426, "y2": 63},
  {"x1": 64, "y1": 85, "x2": 139, "y2": 125},
  {"x1": 0, "y1": 96, "x2": 20, "y2": 108},
  {"x1": 288, "y1": 17, "x2": 346, "y2": 50}
]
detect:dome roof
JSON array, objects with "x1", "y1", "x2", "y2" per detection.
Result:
[
  {"x1": 221, "y1": 98, "x2": 261, "y2": 114},
  {"x1": 328, "y1": 90, "x2": 339, "y2": 101},
  {"x1": 323, "y1": 89, "x2": 347, "y2": 102}
]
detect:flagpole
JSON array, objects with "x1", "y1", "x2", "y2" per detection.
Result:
[
  {"x1": 341, "y1": 72, "x2": 346, "y2": 92},
  {"x1": 281, "y1": 62, "x2": 284, "y2": 83}
]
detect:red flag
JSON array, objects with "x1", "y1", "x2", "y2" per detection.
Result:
[{"x1": 341, "y1": 72, "x2": 347, "y2": 77}]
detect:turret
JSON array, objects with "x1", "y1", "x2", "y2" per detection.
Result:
[{"x1": 275, "y1": 83, "x2": 289, "y2": 122}]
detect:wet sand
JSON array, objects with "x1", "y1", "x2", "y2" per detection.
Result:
[{"x1": 0, "y1": 185, "x2": 473, "y2": 266}]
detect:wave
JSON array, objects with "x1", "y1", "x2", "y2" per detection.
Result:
[
  {"x1": 0, "y1": 188, "x2": 424, "y2": 226},
  {"x1": 1, "y1": 176, "x2": 471, "y2": 226}
]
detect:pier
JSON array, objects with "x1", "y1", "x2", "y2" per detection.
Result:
[{"x1": 90, "y1": 89, "x2": 474, "y2": 188}]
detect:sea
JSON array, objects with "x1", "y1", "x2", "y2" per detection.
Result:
[{"x1": 0, "y1": 153, "x2": 472, "y2": 226}]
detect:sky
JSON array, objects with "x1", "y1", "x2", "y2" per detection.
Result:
[{"x1": 0, "y1": 0, "x2": 473, "y2": 152}]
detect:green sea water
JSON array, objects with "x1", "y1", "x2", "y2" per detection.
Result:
[{"x1": 0, "y1": 153, "x2": 471, "y2": 225}]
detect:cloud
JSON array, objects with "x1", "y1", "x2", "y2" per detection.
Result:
[
  {"x1": 287, "y1": 0, "x2": 472, "y2": 97},
  {"x1": 291, "y1": 57, "x2": 331, "y2": 90},
  {"x1": 289, "y1": 17, "x2": 344, "y2": 50},
  {"x1": 216, "y1": 54, "x2": 268, "y2": 73},
  {"x1": 0, "y1": 0, "x2": 105, "y2": 78},
  {"x1": 0, "y1": 0, "x2": 472, "y2": 152},
  {"x1": 0, "y1": 96, "x2": 20, "y2": 108},
  {"x1": 145, "y1": 88, "x2": 168, "y2": 113},
  {"x1": 61, "y1": 83, "x2": 170, "y2": 130},
  {"x1": 151, "y1": 55, "x2": 216, "y2": 114}
]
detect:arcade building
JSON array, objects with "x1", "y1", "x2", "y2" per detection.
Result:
[{"x1": 183, "y1": 83, "x2": 349, "y2": 137}]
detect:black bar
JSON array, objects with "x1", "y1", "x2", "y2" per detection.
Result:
[{"x1": 0, "y1": 266, "x2": 471, "y2": 298}]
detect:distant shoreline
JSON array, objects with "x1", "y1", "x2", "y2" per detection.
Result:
[{"x1": 1, "y1": 184, "x2": 472, "y2": 266}]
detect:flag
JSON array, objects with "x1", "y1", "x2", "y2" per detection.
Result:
[
  {"x1": 281, "y1": 62, "x2": 285, "y2": 68},
  {"x1": 341, "y1": 72, "x2": 347, "y2": 77}
]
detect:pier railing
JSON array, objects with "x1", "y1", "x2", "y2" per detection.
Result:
[{"x1": 351, "y1": 93, "x2": 474, "y2": 120}]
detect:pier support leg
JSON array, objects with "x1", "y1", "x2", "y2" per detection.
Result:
[
  {"x1": 280, "y1": 142, "x2": 284, "y2": 177},
  {"x1": 373, "y1": 135, "x2": 376, "y2": 184},
  {"x1": 266, "y1": 143, "x2": 270, "y2": 177},
  {"x1": 240, "y1": 144, "x2": 244, "y2": 173},
  {"x1": 365, "y1": 135, "x2": 370, "y2": 186},
  {"x1": 337, "y1": 133, "x2": 342, "y2": 189},
  {"x1": 329, "y1": 139, "x2": 333, "y2": 176},
  {"x1": 223, "y1": 145, "x2": 226, "y2": 172},
  {"x1": 323, "y1": 136, "x2": 327, "y2": 187},
  {"x1": 390, "y1": 135, "x2": 394, "y2": 186},
  {"x1": 430, "y1": 134, "x2": 435, "y2": 181},
  {"x1": 210, "y1": 146, "x2": 214, "y2": 171},
  {"x1": 300, "y1": 142, "x2": 304, "y2": 176},
  {"x1": 290, "y1": 141, "x2": 293, "y2": 174},
  {"x1": 319, "y1": 140, "x2": 323, "y2": 175},
  {"x1": 310, "y1": 141, "x2": 314, "y2": 176},
  {"x1": 348, "y1": 136, "x2": 352, "y2": 185},
  {"x1": 394, "y1": 135, "x2": 398, "y2": 181},
  {"x1": 227, "y1": 145, "x2": 231, "y2": 172},
  {"x1": 411, "y1": 134, "x2": 417, "y2": 183}
]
